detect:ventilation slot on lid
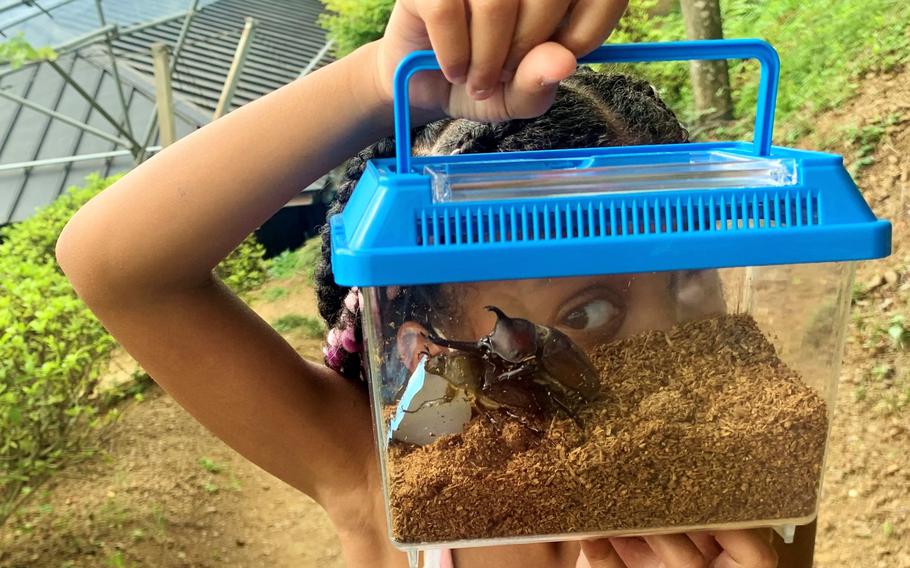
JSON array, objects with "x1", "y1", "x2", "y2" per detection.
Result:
[{"x1": 415, "y1": 191, "x2": 821, "y2": 246}]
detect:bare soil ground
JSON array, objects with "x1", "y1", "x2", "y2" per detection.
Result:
[
  {"x1": 1, "y1": 69, "x2": 908, "y2": 568},
  {"x1": 810, "y1": 68, "x2": 910, "y2": 568},
  {"x1": 0, "y1": 274, "x2": 344, "y2": 568}
]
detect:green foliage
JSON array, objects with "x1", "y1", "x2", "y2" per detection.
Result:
[
  {"x1": 0, "y1": 176, "x2": 120, "y2": 525},
  {"x1": 263, "y1": 286, "x2": 289, "y2": 302},
  {"x1": 198, "y1": 457, "x2": 223, "y2": 474},
  {"x1": 0, "y1": 172, "x2": 268, "y2": 524},
  {"x1": 613, "y1": 0, "x2": 910, "y2": 141},
  {"x1": 887, "y1": 315, "x2": 909, "y2": 351},
  {"x1": 296, "y1": 237, "x2": 322, "y2": 283},
  {"x1": 605, "y1": 1, "x2": 689, "y2": 115},
  {"x1": 214, "y1": 235, "x2": 270, "y2": 297},
  {"x1": 0, "y1": 33, "x2": 57, "y2": 70},
  {"x1": 271, "y1": 314, "x2": 325, "y2": 338},
  {"x1": 841, "y1": 114, "x2": 904, "y2": 176},
  {"x1": 268, "y1": 249, "x2": 304, "y2": 280},
  {"x1": 319, "y1": 0, "x2": 394, "y2": 56},
  {"x1": 1, "y1": 174, "x2": 122, "y2": 267},
  {"x1": 319, "y1": 0, "x2": 910, "y2": 143},
  {"x1": 267, "y1": 238, "x2": 321, "y2": 284}
]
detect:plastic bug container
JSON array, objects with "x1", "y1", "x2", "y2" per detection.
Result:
[{"x1": 329, "y1": 40, "x2": 892, "y2": 560}]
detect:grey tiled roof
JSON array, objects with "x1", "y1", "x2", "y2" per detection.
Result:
[
  {"x1": 0, "y1": 48, "x2": 205, "y2": 223},
  {"x1": 0, "y1": 0, "x2": 333, "y2": 225},
  {"x1": 113, "y1": 0, "x2": 333, "y2": 113}
]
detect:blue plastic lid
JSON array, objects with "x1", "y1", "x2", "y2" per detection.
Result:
[{"x1": 330, "y1": 40, "x2": 892, "y2": 287}]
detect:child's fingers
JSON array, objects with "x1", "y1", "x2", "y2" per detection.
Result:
[
  {"x1": 413, "y1": 0, "x2": 471, "y2": 84},
  {"x1": 687, "y1": 532, "x2": 723, "y2": 560},
  {"x1": 466, "y1": 0, "x2": 520, "y2": 99},
  {"x1": 579, "y1": 539, "x2": 627, "y2": 568},
  {"x1": 642, "y1": 534, "x2": 709, "y2": 568},
  {"x1": 711, "y1": 529, "x2": 779, "y2": 568},
  {"x1": 553, "y1": 0, "x2": 629, "y2": 57},
  {"x1": 502, "y1": 0, "x2": 574, "y2": 78},
  {"x1": 609, "y1": 537, "x2": 657, "y2": 566},
  {"x1": 502, "y1": 41, "x2": 576, "y2": 119}
]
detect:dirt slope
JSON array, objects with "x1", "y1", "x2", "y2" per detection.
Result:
[{"x1": 812, "y1": 68, "x2": 910, "y2": 568}]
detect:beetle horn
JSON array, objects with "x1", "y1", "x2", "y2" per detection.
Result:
[
  {"x1": 425, "y1": 333, "x2": 483, "y2": 354},
  {"x1": 484, "y1": 306, "x2": 510, "y2": 320}
]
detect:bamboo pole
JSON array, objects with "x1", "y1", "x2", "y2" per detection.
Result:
[
  {"x1": 151, "y1": 43, "x2": 177, "y2": 147},
  {"x1": 213, "y1": 17, "x2": 258, "y2": 120}
]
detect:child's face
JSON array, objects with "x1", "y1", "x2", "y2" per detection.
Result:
[
  {"x1": 453, "y1": 274, "x2": 678, "y2": 350},
  {"x1": 396, "y1": 271, "x2": 725, "y2": 371}
]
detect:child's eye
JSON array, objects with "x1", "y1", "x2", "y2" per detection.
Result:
[{"x1": 560, "y1": 298, "x2": 621, "y2": 331}]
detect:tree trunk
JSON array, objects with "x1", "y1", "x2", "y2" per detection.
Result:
[{"x1": 679, "y1": 0, "x2": 734, "y2": 121}]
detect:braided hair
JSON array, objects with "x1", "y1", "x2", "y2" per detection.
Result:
[{"x1": 315, "y1": 71, "x2": 689, "y2": 383}]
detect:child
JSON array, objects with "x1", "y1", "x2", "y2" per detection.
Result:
[{"x1": 57, "y1": 0, "x2": 783, "y2": 566}]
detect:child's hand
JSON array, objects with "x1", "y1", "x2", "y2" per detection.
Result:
[
  {"x1": 373, "y1": 0, "x2": 628, "y2": 122},
  {"x1": 580, "y1": 529, "x2": 779, "y2": 567}
]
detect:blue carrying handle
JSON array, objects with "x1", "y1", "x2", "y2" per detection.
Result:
[{"x1": 393, "y1": 39, "x2": 780, "y2": 173}]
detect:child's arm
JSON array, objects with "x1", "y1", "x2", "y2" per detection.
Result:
[
  {"x1": 56, "y1": 0, "x2": 624, "y2": 514},
  {"x1": 56, "y1": 43, "x2": 397, "y2": 508}
]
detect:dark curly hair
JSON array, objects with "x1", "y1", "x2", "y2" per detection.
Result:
[{"x1": 315, "y1": 71, "x2": 689, "y2": 382}]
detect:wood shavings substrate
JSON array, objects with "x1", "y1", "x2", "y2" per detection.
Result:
[{"x1": 387, "y1": 314, "x2": 828, "y2": 543}]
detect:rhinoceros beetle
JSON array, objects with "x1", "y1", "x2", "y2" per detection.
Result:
[{"x1": 425, "y1": 306, "x2": 602, "y2": 419}]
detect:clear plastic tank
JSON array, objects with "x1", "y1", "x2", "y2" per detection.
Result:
[
  {"x1": 361, "y1": 262, "x2": 854, "y2": 548},
  {"x1": 328, "y1": 40, "x2": 892, "y2": 560}
]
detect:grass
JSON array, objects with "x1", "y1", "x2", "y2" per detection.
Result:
[
  {"x1": 722, "y1": 0, "x2": 910, "y2": 142},
  {"x1": 614, "y1": 0, "x2": 910, "y2": 143},
  {"x1": 839, "y1": 113, "x2": 905, "y2": 175},
  {"x1": 267, "y1": 238, "x2": 322, "y2": 284},
  {"x1": 267, "y1": 250, "x2": 303, "y2": 280},
  {"x1": 105, "y1": 551, "x2": 129, "y2": 568},
  {"x1": 263, "y1": 287, "x2": 289, "y2": 302},
  {"x1": 198, "y1": 457, "x2": 223, "y2": 474},
  {"x1": 271, "y1": 314, "x2": 325, "y2": 338}
]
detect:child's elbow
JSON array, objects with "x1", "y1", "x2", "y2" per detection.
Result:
[{"x1": 56, "y1": 211, "x2": 111, "y2": 306}]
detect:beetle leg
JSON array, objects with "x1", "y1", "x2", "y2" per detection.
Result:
[
  {"x1": 501, "y1": 408, "x2": 542, "y2": 435},
  {"x1": 548, "y1": 392, "x2": 584, "y2": 429},
  {"x1": 493, "y1": 363, "x2": 536, "y2": 384},
  {"x1": 401, "y1": 394, "x2": 454, "y2": 414},
  {"x1": 401, "y1": 384, "x2": 462, "y2": 414}
]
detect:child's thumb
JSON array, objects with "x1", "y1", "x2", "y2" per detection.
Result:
[
  {"x1": 579, "y1": 539, "x2": 627, "y2": 568},
  {"x1": 504, "y1": 42, "x2": 576, "y2": 119}
]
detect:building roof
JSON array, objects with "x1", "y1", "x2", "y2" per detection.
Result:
[
  {"x1": 0, "y1": 0, "x2": 333, "y2": 225},
  {"x1": 113, "y1": 0, "x2": 333, "y2": 113}
]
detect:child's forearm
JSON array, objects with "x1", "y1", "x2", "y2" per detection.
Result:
[{"x1": 58, "y1": 41, "x2": 392, "y2": 304}]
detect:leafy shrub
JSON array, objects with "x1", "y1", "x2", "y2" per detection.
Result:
[
  {"x1": 0, "y1": 172, "x2": 269, "y2": 295},
  {"x1": 0, "y1": 173, "x2": 270, "y2": 524},
  {"x1": 0, "y1": 174, "x2": 122, "y2": 268},
  {"x1": 0, "y1": 33, "x2": 57, "y2": 70},
  {"x1": 0, "y1": 261, "x2": 115, "y2": 520},
  {"x1": 216, "y1": 236, "x2": 270, "y2": 297},
  {"x1": 319, "y1": 0, "x2": 394, "y2": 56}
]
